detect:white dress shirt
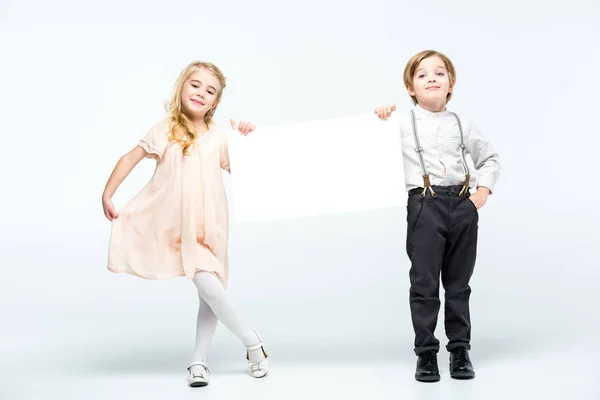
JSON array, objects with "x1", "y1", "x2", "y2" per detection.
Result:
[{"x1": 392, "y1": 104, "x2": 501, "y2": 193}]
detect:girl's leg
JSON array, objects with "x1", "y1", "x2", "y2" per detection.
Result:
[
  {"x1": 192, "y1": 271, "x2": 266, "y2": 363},
  {"x1": 189, "y1": 295, "x2": 218, "y2": 376}
]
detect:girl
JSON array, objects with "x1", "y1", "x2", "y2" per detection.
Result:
[
  {"x1": 374, "y1": 50, "x2": 501, "y2": 382},
  {"x1": 101, "y1": 61, "x2": 269, "y2": 387}
]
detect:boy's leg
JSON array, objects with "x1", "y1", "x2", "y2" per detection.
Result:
[
  {"x1": 441, "y1": 194, "x2": 478, "y2": 351},
  {"x1": 441, "y1": 193, "x2": 478, "y2": 379},
  {"x1": 406, "y1": 192, "x2": 448, "y2": 355}
]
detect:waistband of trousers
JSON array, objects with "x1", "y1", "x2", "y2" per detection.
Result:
[{"x1": 408, "y1": 185, "x2": 470, "y2": 197}]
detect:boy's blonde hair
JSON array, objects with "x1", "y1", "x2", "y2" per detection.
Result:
[
  {"x1": 166, "y1": 61, "x2": 227, "y2": 155},
  {"x1": 403, "y1": 50, "x2": 456, "y2": 105}
]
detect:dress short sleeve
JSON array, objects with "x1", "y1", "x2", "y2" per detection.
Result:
[{"x1": 139, "y1": 119, "x2": 170, "y2": 160}]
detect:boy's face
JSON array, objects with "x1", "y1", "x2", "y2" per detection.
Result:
[
  {"x1": 407, "y1": 56, "x2": 453, "y2": 107},
  {"x1": 181, "y1": 68, "x2": 221, "y2": 119}
]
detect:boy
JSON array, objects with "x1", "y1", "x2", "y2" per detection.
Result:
[{"x1": 375, "y1": 50, "x2": 501, "y2": 382}]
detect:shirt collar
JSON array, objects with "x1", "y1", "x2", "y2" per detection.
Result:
[{"x1": 414, "y1": 104, "x2": 450, "y2": 118}]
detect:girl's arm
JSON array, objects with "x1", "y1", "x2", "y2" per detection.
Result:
[
  {"x1": 221, "y1": 119, "x2": 256, "y2": 173},
  {"x1": 229, "y1": 119, "x2": 255, "y2": 135},
  {"x1": 101, "y1": 145, "x2": 148, "y2": 220}
]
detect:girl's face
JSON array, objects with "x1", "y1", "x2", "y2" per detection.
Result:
[
  {"x1": 181, "y1": 68, "x2": 222, "y2": 120},
  {"x1": 408, "y1": 56, "x2": 453, "y2": 108}
]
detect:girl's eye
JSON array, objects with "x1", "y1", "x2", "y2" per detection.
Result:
[{"x1": 192, "y1": 84, "x2": 199, "y2": 88}]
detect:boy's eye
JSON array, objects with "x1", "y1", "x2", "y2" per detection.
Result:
[
  {"x1": 437, "y1": 72, "x2": 445, "y2": 76},
  {"x1": 208, "y1": 91, "x2": 215, "y2": 95},
  {"x1": 418, "y1": 74, "x2": 425, "y2": 78}
]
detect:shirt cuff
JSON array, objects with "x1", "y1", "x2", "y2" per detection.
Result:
[{"x1": 476, "y1": 175, "x2": 497, "y2": 194}]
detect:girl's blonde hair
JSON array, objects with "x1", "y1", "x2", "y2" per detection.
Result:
[
  {"x1": 403, "y1": 50, "x2": 456, "y2": 105},
  {"x1": 166, "y1": 61, "x2": 227, "y2": 155}
]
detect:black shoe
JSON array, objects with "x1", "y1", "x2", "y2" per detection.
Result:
[
  {"x1": 449, "y1": 347, "x2": 475, "y2": 379},
  {"x1": 415, "y1": 350, "x2": 440, "y2": 382}
]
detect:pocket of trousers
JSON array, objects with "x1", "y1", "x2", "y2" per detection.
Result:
[
  {"x1": 464, "y1": 197, "x2": 478, "y2": 213},
  {"x1": 406, "y1": 197, "x2": 425, "y2": 232}
]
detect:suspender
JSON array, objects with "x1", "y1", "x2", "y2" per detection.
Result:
[{"x1": 409, "y1": 109, "x2": 471, "y2": 198}]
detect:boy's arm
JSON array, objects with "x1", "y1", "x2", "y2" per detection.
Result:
[
  {"x1": 465, "y1": 120, "x2": 501, "y2": 195},
  {"x1": 375, "y1": 104, "x2": 397, "y2": 120}
]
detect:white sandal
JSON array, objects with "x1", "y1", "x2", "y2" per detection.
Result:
[
  {"x1": 246, "y1": 330, "x2": 269, "y2": 378},
  {"x1": 187, "y1": 361, "x2": 210, "y2": 387}
]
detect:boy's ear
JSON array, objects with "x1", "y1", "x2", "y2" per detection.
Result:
[
  {"x1": 406, "y1": 84, "x2": 415, "y2": 96},
  {"x1": 449, "y1": 79, "x2": 456, "y2": 93}
]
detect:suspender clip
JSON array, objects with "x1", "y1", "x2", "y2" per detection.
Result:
[
  {"x1": 458, "y1": 174, "x2": 471, "y2": 198},
  {"x1": 421, "y1": 175, "x2": 437, "y2": 198}
]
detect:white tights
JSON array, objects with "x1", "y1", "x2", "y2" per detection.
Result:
[{"x1": 189, "y1": 271, "x2": 264, "y2": 373}]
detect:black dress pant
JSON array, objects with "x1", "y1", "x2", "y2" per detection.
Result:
[{"x1": 406, "y1": 185, "x2": 479, "y2": 355}]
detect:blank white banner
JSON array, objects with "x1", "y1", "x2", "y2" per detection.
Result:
[{"x1": 227, "y1": 114, "x2": 407, "y2": 223}]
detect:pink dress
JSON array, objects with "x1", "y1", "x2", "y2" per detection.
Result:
[{"x1": 107, "y1": 118, "x2": 231, "y2": 287}]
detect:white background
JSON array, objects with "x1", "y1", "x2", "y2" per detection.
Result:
[{"x1": 1, "y1": 0, "x2": 599, "y2": 399}]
